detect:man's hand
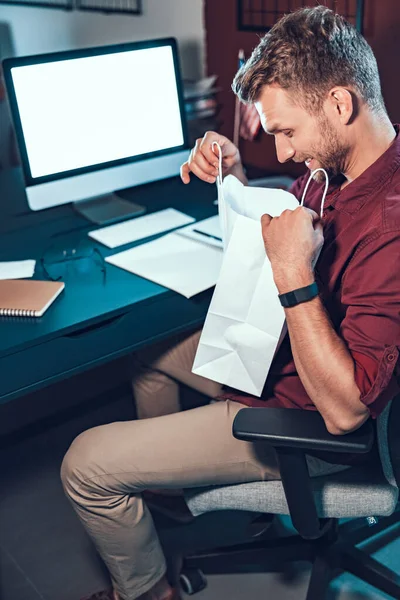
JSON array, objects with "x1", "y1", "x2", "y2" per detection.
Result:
[
  {"x1": 261, "y1": 206, "x2": 324, "y2": 292},
  {"x1": 180, "y1": 131, "x2": 246, "y2": 185}
]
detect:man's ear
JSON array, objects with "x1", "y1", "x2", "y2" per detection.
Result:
[{"x1": 326, "y1": 87, "x2": 355, "y2": 125}]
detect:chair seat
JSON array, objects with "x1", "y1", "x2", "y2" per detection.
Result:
[{"x1": 185, "y1": 463, "x2": 399, "y2": 519}]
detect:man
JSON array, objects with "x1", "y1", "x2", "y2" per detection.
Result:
[{"x1": 62, "y1": 7, "x2": 400, "y2": 600}]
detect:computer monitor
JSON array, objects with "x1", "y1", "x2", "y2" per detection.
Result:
[{"x1": 3, "y1": 38, "x2": 190, "y2": 223}]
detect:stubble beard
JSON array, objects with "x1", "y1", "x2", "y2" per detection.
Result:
[{"x1": 310, "y1": 116, "x2": 351, "y2": 183}]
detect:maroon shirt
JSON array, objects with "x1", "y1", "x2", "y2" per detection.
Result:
[{"x1": 222, "y1": 127, "x2": 400, "y2": 460}]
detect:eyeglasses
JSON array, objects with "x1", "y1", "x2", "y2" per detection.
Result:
[{"x1": 40, "y1": 242, "x2": 106, "y2": 283}]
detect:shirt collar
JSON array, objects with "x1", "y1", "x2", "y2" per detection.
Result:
[{"x1": 323, "y1": 124, "x2": 400, "y2": 215}]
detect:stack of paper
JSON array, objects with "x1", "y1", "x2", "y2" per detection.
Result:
[
  {"x1": 106, "y1": 232, "x2": 222, "y2": 298},
  {"x1": 0, "y1": 260, "x2": 36, "y2": 280},
  {"x1": 88, "y1": 208, "x2": 195, "y2": 248}
]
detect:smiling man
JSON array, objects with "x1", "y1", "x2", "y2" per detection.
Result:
[{"x1": 62, "y1": 7, "x2": 400, "y2": 600}]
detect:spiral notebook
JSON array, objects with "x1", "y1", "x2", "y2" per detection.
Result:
[{"x1": 0, "y1": 280, "x2": 65, "y2": 317}]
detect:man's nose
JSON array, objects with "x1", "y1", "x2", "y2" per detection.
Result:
[{"x1": 275, "y1": 136, "x2": 295, "y2": 163}]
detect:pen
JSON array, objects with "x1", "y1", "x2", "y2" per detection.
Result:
[{"x1": 192, "y1": 229, "x2": 223, "y2": 242}]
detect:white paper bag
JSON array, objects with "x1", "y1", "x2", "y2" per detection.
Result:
[{"x1": 192, "y1": 173, "x2": 300, "y2": 396}]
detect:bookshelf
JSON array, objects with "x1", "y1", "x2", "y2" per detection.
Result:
[
  {"x1": 237, "y1": 0, "x2": 364, "y2": 34},
  {"x1": 183, "y1": 77, "x2": 222, "y2": 146}
]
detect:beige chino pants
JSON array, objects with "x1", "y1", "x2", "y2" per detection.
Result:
[{"x1": 61, "y1": 329, "x2": 346, "y2": 600}]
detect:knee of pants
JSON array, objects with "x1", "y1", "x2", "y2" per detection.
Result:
[
  {"x1": 132, "y1": 350, "x2": 161, "y2": 374},
  {"x1": 61, "y1": 426, "x2": 105, "y2": 501}
]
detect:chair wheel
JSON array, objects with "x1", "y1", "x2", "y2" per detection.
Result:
[{"x1": 179, "y1": 567, "x2": 207, "y2": 595}]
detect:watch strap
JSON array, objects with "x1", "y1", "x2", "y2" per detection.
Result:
[{"x1": 278, "y1": 281, "x2": 318, "y2": 308}]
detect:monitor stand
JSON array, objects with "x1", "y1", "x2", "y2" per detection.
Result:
[{"x1": 73, "y1": 193, "x2": 145, "y2": 226}]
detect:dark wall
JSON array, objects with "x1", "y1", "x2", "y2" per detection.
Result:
[
  {"x1": 0, "y1": 22, "x2": 18, "y2": 172},
  {"x1": 205, "y1": 0, "x2": 400, "y2": 177}
]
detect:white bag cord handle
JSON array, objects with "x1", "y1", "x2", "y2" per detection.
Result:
[
  {"x1": 300, "y1": 168, "x2": 329, "y2": 218},
  {"x1": 212, "y1": 141, "x2": 228, "y2": 249},
  {"x1": 212, "y1": 141, "x2": 224, "y2": 185}
]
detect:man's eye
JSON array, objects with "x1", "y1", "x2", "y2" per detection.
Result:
[{"x1": 283, "y1": 130, "x2": 293, "y2": 138}]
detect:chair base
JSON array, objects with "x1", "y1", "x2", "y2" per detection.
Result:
[
  {"x1": 183, "y1": 517, "x2": 400, "y2": 600},
  {"x1": 338, "y1": 543, "x2": 400, "y2": 598}
]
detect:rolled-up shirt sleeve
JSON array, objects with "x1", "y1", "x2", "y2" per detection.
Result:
[{"x1": 340, "y1": 231, "x2": 400, "y2": 418}]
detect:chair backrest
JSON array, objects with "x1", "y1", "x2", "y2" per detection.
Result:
[{"x1": 377, "y1": 396, "x2": 400, "y2": 489}]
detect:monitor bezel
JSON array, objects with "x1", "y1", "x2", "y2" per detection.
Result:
[{"x1": 3, "y1": 37, "x2": 189, "y2": 188}]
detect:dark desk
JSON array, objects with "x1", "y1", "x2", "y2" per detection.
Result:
[{"x1": 0, "y1": 168, "x2": 217, "y2": 404}]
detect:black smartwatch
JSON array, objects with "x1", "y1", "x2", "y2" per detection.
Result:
[{"x1": 278, "y1": 282, "x2": 319, "y2": 308}]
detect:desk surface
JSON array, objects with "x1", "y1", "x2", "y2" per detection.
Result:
[{"x1": 0, "y1": 168, "x2": 217, "y2": 402}]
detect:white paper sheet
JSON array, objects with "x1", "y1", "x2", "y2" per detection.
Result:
[
  {"x1": 0, "y1": 260, "x2": 36, "y2": 280},
  {"x1": 176, "y1": 215, "x2": 223, "y2": 248},
  {"x1": 106, "y1": 232, "x2": 223, "y2": 298},
  {"x1": 88, "y1": 208, "x2": 195, "y2": 248}
]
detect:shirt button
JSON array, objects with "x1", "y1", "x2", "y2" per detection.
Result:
[{"x1": 387, "y1": 353, "x2": 396, "y2": 362}]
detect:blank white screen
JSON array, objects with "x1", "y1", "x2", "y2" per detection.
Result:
[{"x1": 10, "y1": 45, "x2": 185, "y2": 179}]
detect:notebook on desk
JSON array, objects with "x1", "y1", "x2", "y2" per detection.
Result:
[{"x1": 0, "y1": 280, "x2": 65, "y2": 317}]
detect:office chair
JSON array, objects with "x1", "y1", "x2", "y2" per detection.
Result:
[{"x1": 180, "y1": 397, "x2": 400, "y2": 599}]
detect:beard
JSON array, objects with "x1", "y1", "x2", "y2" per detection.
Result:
[{"x1": 309, "y1": 116, "x2": 351, "y2": 183}]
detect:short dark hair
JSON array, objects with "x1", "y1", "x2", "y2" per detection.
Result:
[{"x1": 232, "y1": 6, "x2": 385, "y2": 114}]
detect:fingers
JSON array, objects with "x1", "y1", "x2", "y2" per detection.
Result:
[
  {"x1": 192, "y1": 139, "x2": 219, "y2": 180},
  {"x1": 180, "y1": 138, "x2": 220, "y2": 184},
  {"x1": 261, "y1": 214, "x2": 273, "y2": 227},
  {"x1": 301, "y1": 206, "x2": 321, "y2": 223},
  {"x1": 201, "y1": 138, "x2": 222, "y2": 168},
  {"x1": 188, "y1": 156, "x2": 218, "y2": 184},
  {"x1": 262, "y1": 209, "x2": 323, "y2": 243},
  {"x1": 264, "y1": 208, "x2": 320, "y2": 225},
  {"x1": 180, "y1": 152, "x2": 216, "y2": 184},
  {"x1": 180, "y1": 131, "x2": 241, "y2": 185},
  {"x1": 180, "y1": 161, "x2": 190, "y2": 184}
]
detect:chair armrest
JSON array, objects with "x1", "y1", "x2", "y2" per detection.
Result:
[{"x1": 233, "y1": 407, "x2": 374, "y2": 454}]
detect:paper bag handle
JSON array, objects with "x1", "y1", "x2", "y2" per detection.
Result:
[
  {"x1": 212, "y1": 141, "x2": 228, "y2": 250},
  {"x1": 212, "y1": 141, "x2": 224, "y2": 186},
  {"x1": 300, "y1": 168, "x2": 329, "y2": 219}
]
